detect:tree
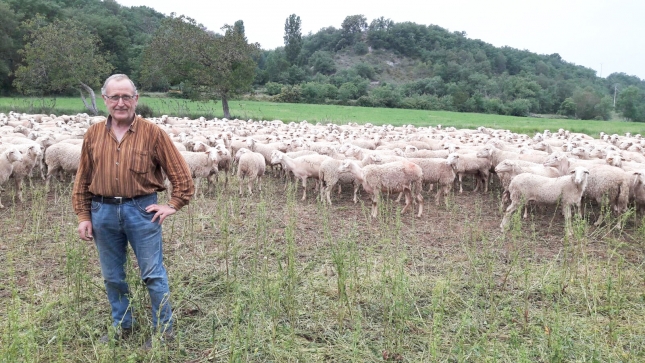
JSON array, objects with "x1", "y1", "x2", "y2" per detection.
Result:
[
  {"x1": 340, "y1": 15, "x2": 367, "y2": 48},
  {"x1": 283, "y1": 14, "x2": 302, "y2": 65},
  {"x1": 0, "y1": 1, "x2": 19, "y2": 93},
  {"x1": 141, "y1": 15, "x2": 260, "y2": 118},
  {"x1": 617, "y1": 86, "x2": 645, "y2": 122},
  {"x1": 12, "y1": 17, "x2": 114, "y2": 115}
]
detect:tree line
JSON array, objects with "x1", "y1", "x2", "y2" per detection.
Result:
[{"x1": 1, "y1": 0, "x2": 644, "y2": 121}]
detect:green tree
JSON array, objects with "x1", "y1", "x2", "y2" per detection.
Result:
[
  {"x1": 283, "y1": 14, "x2": 302, "y2": 65},
  {"x1": 12, "y1": 17, "x2": 113, "y2": 114},
  {"x1": 617, "y1": 86, "x2": 645, "y2": 122},
  {"x1": 309, "y1": 50, "x2": 336, "y2": 75},
  {"x1": 340, "y1": 15, "x2": 367, "y2": 48},
  {"x1": 0, "y1": 1, "x2": 19, "y2": 93},
  {"x1": 141, "y1": 15, "x2": 259, "y2": 118}
]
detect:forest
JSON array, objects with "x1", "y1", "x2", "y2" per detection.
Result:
[{"x1": 1, "y1": 0, "x2": 645, "y2": 121}]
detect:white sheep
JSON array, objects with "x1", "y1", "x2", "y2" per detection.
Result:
[
  {"x1": 494, "y1": 159, "x2": 561, "y2": 204},
  {"x1": 10, "y1": 144, "x2": 43, "y2": 202},
  {"x1": 446, "y1": 153, "x2": 491, "y2": 193},
  {"x1": 407, "y1": 157, "x2": 457, "y2": 205},
  {"x1": 0, "y1": 148, "x2": 23, "y2": 208},
  {"x1": 44, "y1": 142, "x2": 82, "y2": 189},
  {"x1": 236, "y1": 148, "x2": 266, "y2": 195},
  {"x1": 270, "y1": 151, "x2": 330, "y2": 201},
  {"x1": 338, "y1": 159, "x2": 424, "y2": 218},
  {"x1": 545, "y1": 152, "x2": 632, "y2": 226},
  {"x1": 318, "y1": 158, "x2": 361, "y2": 205},
  {"x1": 180, "y1": 148, "x2": 220, "y2": 195},
  {"x1": 500, "y1": 166, "x2": 590, "y2": 235}
]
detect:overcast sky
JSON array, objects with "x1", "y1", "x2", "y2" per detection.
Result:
[{"x1": 116, "y1": 0, "x2": 645, "y2": 80}]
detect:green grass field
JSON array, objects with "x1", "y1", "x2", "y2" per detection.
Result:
[{"x1": 2, "y1": 96, "x2": 645, "y2": 137}]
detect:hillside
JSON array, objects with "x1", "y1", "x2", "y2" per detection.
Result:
[{"x1": 1, "y1": 2, "x2": 644, "y2": 121}]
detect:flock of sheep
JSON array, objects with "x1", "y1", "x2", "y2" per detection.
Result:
[{"x1": 1, "y1": 110, "x2": 645, "y2": 235}]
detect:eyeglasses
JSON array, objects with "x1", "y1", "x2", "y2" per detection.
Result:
[{"x1": 105, "y1": 95, "x2": 136, "y2": 102}]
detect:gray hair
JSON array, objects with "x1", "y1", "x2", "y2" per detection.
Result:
[{"x1": 101, "y1": 74, "x2": 138, "y2": 96}]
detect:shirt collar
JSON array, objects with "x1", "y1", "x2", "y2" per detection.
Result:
[{"x1": 105, "y1": 115, "x2": 139, "y2": 132}]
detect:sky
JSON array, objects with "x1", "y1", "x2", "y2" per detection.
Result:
[{"x1": 116, "y1": 0, "x2": 645, "y2": 80}]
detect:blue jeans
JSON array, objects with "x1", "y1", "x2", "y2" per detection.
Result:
[{"x1": 91, "y1": 193, "x2": 172, "y2": 331}]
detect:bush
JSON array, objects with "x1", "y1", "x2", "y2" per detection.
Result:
[
  {"x1": 136, "y1": 103, "x2": 155, "y2": 118},
  {"x1": 508, "y1": 98, "x2": 531, "y2": 117},
  {"x1": 265, "y1": 82, "x2": 283, "y2": 96},
  {"x1": 274, "y1": 85, "x2": 302, "y2": 103},
  {"x1": 354, "y1": 42, "x2": 369, "y2": 55}
]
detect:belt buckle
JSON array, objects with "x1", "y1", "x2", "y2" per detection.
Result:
[{"x1": 114, "y1": 197, "x2": 123, "y2": 204}]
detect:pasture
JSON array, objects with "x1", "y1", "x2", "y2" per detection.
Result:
[
  {"x1": 1, "y1": 166, "x2": 645, "y2": 362},
  {"x1": 2, "y1": 96, "x2": 645, "y2": 136}
]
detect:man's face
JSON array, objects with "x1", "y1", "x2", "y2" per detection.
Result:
[{"x1": 103, "y1": 79, "x2": 138, "y2": 124}]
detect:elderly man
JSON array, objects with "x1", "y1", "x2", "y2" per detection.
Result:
[{"x1": 72, "y1": 74, "x2": 194, "y2": 348}]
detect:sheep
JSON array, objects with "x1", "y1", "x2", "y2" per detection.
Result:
[
  {"x1": 247, "y1": 138, "x2": 287, "y2": 174},
  {"x1": 44, "y1": 142, "x2": 82, "y2": 189},
  {"x1": 180, "y1": 148, "x2": 220, "y2": 195},
  {"x1": 318, "y1": 158, "x2": 361, "y2": 205},
  {"x1": 0, "y1": 148, "x2": 23, "y2": 208},
  {"x1": 446, "y1": 152, "x2": 491, "y2": 193},
  {"x1": 338, "y1": 159, "x2": 424, "y2": 218},
  {"x1": 406, "y1": 157, "x2": 456, "y2": 205},
  {"x1": 236, "y1": 148, "x2": 266, "y2": 195},
  {"x1": 630, "y1": 170, "x2": 645, "y2": 213},
  {"x1": 494, "y1": 159, "x2": 561, "y2": 204},
  {"x1": 270, "y1": 151, "x2": 330, "y2": 201},
  {"x1": 500, "y1": 166, "x2": 590, "y2": 235},
  {"x1": 10, "y1": 144, "x2": 43, "y2": 202},
  {"x1": 545, "y1": 152, "x2": 631, "y2": 226}
]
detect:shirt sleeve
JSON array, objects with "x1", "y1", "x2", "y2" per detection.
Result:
[
  {"x1": 72, "y1": 130, "x2": 95, "y2": 223},
  {"x1": 154, "y1": 129, "x2": 194, "y2": 210}
]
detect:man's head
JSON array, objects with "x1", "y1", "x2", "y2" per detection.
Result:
[{"x1": 102, "y1": 74, "x2": 139, "y2": 124}]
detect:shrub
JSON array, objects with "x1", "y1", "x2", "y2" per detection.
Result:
[
  {"x1": 274, "y1": 85, "x2": 302, "y2": 103},
  {"x1": 265, "y1": 82, "x2": 283, "y2": 96},
  {"x1": 354, "y1": 42, "x2": 369, "y2": 55},
  {"x1": 136, "y1": 103, "x2": 155, "y2": 118}
]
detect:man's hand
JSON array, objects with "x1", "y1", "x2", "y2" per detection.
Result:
[
  {"x1": 78, "y1": 221, "x2": 93, "y2": 241},
  {"x1": 146, "y1": 204, "x2": 177, "y2": 224}
]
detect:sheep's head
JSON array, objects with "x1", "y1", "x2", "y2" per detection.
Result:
[
  {"x1": 4, "y1": 148, "x2": 22, "y2": 163},
  {"x1": 270, "y1": 150, "x2": 283, "y2": 165},
  {"x1": 494, "y1": 160, "x2": 514, "y2": 173},
  {"x1": 571, "y1": 167, "x2": 590, "y2": 186},
  {"x1": 476, "y1": 147, "x2": 492, "y2": 158},
  {"x1": 446, "y1": 153, "x2": 459, "y2": 166}
]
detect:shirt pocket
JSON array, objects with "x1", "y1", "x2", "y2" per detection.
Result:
[{"x1": 130, "y1": 149, "x2": 152, "y2": 174}]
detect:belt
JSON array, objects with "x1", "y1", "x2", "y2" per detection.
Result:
[{"x1": 92, "y1": 194, "x2": 153, "y2": 205}]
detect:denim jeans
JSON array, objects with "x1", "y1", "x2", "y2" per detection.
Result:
[{"x1": 91, "y1": 193, "x2": 172, "y2": 331}]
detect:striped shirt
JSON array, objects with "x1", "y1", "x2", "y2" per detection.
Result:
[{"x1": 72, "y1": 116, "x2": 194, "y2": 223}]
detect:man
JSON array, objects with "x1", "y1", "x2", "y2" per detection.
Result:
[{"x1": 72, "y1": 74, "x2": 194, "y2": 348}]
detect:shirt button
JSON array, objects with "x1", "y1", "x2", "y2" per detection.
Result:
[
  {"x1": 117, "y1": 148, "x2": 120, "y2": 151},
  {"x1": 116, "y1": 162, "x2": 119, "y2": 165}
]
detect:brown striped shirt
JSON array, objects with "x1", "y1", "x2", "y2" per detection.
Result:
[{"x1": 72, "y1": 116, "x2": 194, "y2": 223}]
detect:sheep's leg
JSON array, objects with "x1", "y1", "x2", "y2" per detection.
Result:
[
  {"x1": 416, "y1": 191, "x2": 424, "y2": 217},
  {"x1": 500, "y1": 200, "x2": 520, "y2": 230},
  {"x1": 239, "y1": 176, "x2": 244, "y2": 196},
  {"x1": 301, "y1": 177, "x2": 307, "y2": 201},
  {"x1": 14, "y1": 178, "x2": 23, "y2": 203},
  {"x1": 371, "y1": 191, "x2": 379, "y2": 218},
  {"x1": 353, "y1": 183, "x2": 359, "y2": 204},
  {"x1": 248, "y1": 176, "x2": 254, "y2": 195},
  {"x1": 563, "y1": 205, "x2": 573, "y2": 236},
  {"x1": 522, "y1": 205, "x2": 528, "y2": 219},
  {"x1": 401, "y1": 190, "x2": 412, "y2": 215},
  {"x1": 396, "y1": 192, "x2": 403, "y2": 203},
  {"x1": 458, "y1": 174, "x2": 464, "y2": 194},
  {"x1": 336, "y1": 185, "x2": 341, "y2": 195}
]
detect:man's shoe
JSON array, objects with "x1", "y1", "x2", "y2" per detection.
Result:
[
  {"x1": 99, "y1": 326, "x2": 133, "y2": 344},
  {"x1": 142, "y1": 329, "x2": 175, "y2": 350}
]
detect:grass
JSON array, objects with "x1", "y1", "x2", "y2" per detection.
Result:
[
  {"x1": 2, "y1": 96, "x2": 645, "y2": 137},
  {"x1": 1, "y1": 172, "x2": 645, "y2": 362}
]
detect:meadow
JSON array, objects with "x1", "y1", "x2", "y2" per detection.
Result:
[
  {"x1": 1, "y1": 98, "x2": 645, "y2": 362},
  {"x1": 2, "y1": 96, "x2": 645, "y2": 137},
  {"x1": 1, "y1": 167, "x2": 645, "y2": 362}
]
